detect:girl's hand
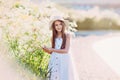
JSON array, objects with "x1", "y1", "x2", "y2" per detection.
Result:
[{"x1": 42, "y1": 46, "x2": 52, "y2": 54}]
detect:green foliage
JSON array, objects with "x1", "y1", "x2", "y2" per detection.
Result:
[
  {"x1": 13, "y1": 2, "x2": 25, "y2": 9},
  {"x1": 76, "y1": 18, "x2": 94, "y2": 30},
  {"x1": 5, "y1": 31, "x2": 50, "y2": 79},
  {"x1": 76, "y1": 17, "x2": 120, "y2": 30}
]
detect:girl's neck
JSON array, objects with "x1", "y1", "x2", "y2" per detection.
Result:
[{"x1": 57, "y1": 32, "x2": 62, "y2": 38}]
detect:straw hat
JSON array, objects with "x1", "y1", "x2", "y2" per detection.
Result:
[{"x1": 49, "y1": 16, "x2": 69, "y2": 30}]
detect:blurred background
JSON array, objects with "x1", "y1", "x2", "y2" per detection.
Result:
[{"x1": 31, "y1": 0, "x2": 120, "y2": 36}]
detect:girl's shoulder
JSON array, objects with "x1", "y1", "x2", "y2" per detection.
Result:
[
  {"x1": 66, "y1": 32, "x2": 75, "y2": 38},
  {"x1": 65, "y1": 33, "x2": 71, "y2": 39}
]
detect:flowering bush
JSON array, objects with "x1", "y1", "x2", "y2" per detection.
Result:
[
  {"x1": 0, "y1": 0, "x2": 77, "y2": 79},
  {"x1": 6, "y1": 31, "x2": 50, "y2": 79}
]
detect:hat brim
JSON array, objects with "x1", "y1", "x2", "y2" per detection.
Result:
[{"x1": 49, "y1": 19, "x2": 69, "y2": 30}]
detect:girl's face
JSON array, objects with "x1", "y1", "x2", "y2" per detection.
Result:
[{"x1": 54, "y1": 20, "x2": 63, "y2": 32}]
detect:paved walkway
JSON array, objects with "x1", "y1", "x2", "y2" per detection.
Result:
[{"x1": 71, "y1": 33, "x2": 120, "y2": 80}]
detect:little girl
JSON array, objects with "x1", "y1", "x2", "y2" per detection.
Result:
[{"x1": 42, "y1": 16, "x2": 78, "y2": 80}]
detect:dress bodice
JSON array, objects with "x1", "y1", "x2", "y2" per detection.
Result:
[{"x1": 55, "y1": 38, "x2": 63, "y2": 49}]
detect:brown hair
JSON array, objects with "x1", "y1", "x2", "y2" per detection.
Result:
[{"x1": 51, "y1": 20, "x2": 66, "y2": 49}]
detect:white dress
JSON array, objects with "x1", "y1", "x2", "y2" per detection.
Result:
[{"x1": 48, "y1": 37, "x2": 79, "y2": 80}]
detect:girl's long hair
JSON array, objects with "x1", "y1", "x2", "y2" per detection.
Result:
[{"x1": 51, "y1": 20, "x2": 66, "y2": 49}]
